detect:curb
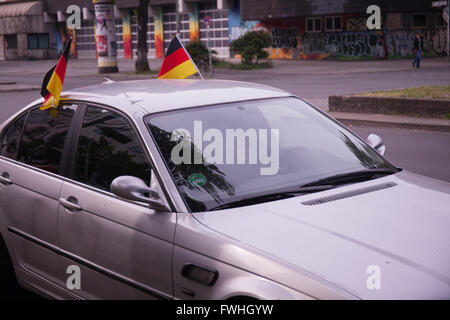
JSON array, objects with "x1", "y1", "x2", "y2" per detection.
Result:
[
  {"x1": 329, "y1": 95, "x2": 450, "y2": 119},
  {"x1": 0, "y1": 86, "x2": 40, "y2": 93},
  {"x1": 331, "y1": 113, "x2": 450, "y2": 132}
]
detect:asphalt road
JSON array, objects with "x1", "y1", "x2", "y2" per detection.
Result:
[{"x1": 349, "y1": 125, "x2": 450, "y2": 183}]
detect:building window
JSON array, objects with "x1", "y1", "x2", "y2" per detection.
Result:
[
  {"x1": 412, "y1": 14, "x2": 427, "y2": 28},
  {"x1": 28, "y1": 34, "x2": 49, "y2": 49},
  {"x1": 386, "y1": 13, "x2": 402, "y2": 30},
  {"x1": 5, "y1": 35, "x2": 17, "y2": 50},
  {"x1": 325, "y1": 16, "x2": 342, "y2": 32},
  {"x1": 306, "y1": 17, "x2": 321, "y2": 33}
]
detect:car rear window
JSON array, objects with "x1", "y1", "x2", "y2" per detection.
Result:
[
  {"x1": 0, "y1": 114, "x2": 27, "y2": 160},
  {"x1": 17, "y1": 105, "x2": 77, "y2": 175}
]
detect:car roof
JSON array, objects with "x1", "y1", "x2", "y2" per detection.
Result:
[{"x1": 64, "y1": 79, "x2": 292, "y2": 114}]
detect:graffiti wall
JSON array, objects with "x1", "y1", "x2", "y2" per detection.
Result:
[
  {"x1": 301, "y1": 30, "x2": 387, "y2": 58},
  {"x1": 247, "y1": 12, "x2": 448, "y2": 60},
  {"x1": 259, "y1": 19, "x2": 305, "y2": 59},
  {"x1": 260, "y1": 15, "x2": 389, "y2": 60},
  {"x1": 385, "y1": 28, "x2": 448, "y2": 58},
  {"x1": 122, "y1": 12, "x2": 132, "y2": 59},
  {"x1": 385, "y1": 30, "x2": 415, "y2": 57},
  {"x1": 228, "y1": 1, "x2": 261, "y2": 43},
  {"x1": 154, "y1": 7, "x2": 164, "y2": 59},
  {"x1": 424, "y1": 28, "x2": 448, "y2": 55},
  {"x1": 189, "y1": 3, "x2": 199, "y2": 42}
]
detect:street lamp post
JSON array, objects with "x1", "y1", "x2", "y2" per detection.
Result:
[
  {"x1": 175, "y1": 0, "x2": 180, "y2": 36},
  {"x1": 93, "y1": 0, "x2": 118, "y2": 73}
]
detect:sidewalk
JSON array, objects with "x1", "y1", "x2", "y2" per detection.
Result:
[
  {"x1": 1, "y1": 56, "x2": 449, "y2": 78},
  {"x1": 0, "y1": 58, "x2": 164, "y2": 78},
  {"x1": 222, "y1": 56, "x2": 450, "y2": 76}
]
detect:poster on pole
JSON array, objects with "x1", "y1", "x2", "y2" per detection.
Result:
[{"x1": 94, "y1": 0, "x2": 118, "y2": 72}]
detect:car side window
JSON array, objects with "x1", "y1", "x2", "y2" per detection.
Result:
[
  {"x1": 17, "y1": 105, "x2": 78, "y2": 174},
  {"x1": 73, "y1": 106, "x2": 152, "y2": 192},
  {"x1": 0, "y1": 113, "x2": 27, "y2": 160}
]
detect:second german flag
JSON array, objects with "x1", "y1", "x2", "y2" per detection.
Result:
[{"x1": 158, "y1": 36, "x2": 199, "y2": 79}]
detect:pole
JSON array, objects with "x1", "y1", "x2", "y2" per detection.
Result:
[
  {"x1": 93, "y1": 0, "x2": 118, "y2": 73},
  {"x1": 207, "y1": 25, "x2": 212, "y2": 72},
  {"x1": 177, "y1": 34, "x2": 203, "y2": 79},
  {"x1": 175, "y1": 0, "x2": 180, "y2": 36}
]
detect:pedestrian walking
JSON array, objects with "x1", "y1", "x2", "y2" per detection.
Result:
[{"x1": 412, "y1": 32, "x2": 424, "y2": 68}]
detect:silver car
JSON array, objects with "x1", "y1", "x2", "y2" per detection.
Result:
[{"x1": 0, "y1": 80, "x2": 449, "y2": 300}]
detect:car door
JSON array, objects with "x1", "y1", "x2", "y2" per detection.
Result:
[
  {"x1": 0, "y1": 104, "x2": 79, "y2": 293},
  {"x1": 57, "y1": 104, "x2": 176, "y2": 299}
]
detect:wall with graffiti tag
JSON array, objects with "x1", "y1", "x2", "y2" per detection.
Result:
[
  {"x1": 300, "y1": 30, "x2": 387, "y2": 58},
  {"x1": 245, "y1": 12, "x2": 448, "y2": 60}
]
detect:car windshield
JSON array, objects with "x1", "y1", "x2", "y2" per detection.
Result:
[{"x1": 145, "y1": 97, "x2": 395, "y2": 212}]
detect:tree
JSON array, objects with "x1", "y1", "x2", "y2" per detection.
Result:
[
  {"x1": 230, "y1": 31, "x2": 272, "y2": 64},
  {"x1": 135, "y1": 0, "x2": 150, "y2": 72},
  {"x1": 185, "y1": 41, "x2": 217, "y2": 66}
]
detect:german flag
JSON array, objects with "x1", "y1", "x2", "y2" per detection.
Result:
[
  {"x1": 40, "y1": 39, "x2": 72, "y2": 110},
  {"x1": 158, "y1": 36, "x2": 199, "y2": 79}
]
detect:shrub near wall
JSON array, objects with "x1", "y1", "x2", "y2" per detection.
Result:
[{"x1": 230, "y1": 31, "x2": 272, "y2": 64}]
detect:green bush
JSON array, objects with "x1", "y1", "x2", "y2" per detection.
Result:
[
  {"x1": 230, "y1": 31, "x2": 272, "y2": 64},
  {"x1": 185, "y1": 41, "x2": 217, "y2": 66}
]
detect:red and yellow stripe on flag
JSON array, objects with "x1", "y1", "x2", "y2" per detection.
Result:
[
  {"x1": 40, "y1": 39, "x2": 72, "y2": 110},
  {"x1": 157, "y1": 36, "x2": 199, "y2": 79}
]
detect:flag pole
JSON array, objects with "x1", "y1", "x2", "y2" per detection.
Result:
[{"x1": 177, "y1": 35, "x2": 204, "y2": 79}]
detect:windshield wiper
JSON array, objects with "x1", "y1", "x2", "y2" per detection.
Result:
[
  {"x1": 299, "y1": 168, "x2": 398, "y2": 188},
  {"x1": 210, "y1": 184, "x2": 335, "y2": 211},
  {"x1": 209, "y1": 168, "x2": 398, "y2": 211}
]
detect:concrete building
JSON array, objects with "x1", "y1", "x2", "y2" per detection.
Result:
[
  {"x1": 0, "y1": 1, "x2": 57, "y2": 60},
  {"x1": 240, "y1": 0, "x2": 449, "y2": 60},
  {"x1": 0, "y1": 0, "x2": 234, "y2": 60},
  {"x1": 0, "y1": 0, "x2": 448, "y2": 61}
]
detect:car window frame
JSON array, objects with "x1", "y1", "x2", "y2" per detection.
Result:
[
  {"x1": 16, "y1": 103, "x2": 84, "y2": 177},
  {"x1": 62, "y1": 100, "x2": 176, "y2": 212},
  {"x1": 1, "y1": 103, "x2": 82, "y2": 177},
  {"x1": 0, "y1": 111, "x2": 30, "y2": 161},
  {"x1": 0, "y1": 100, "x2": 176, "y2": 212},
  {"x1": 66, "y1": 103, "x2": 151, "y2": 190}
]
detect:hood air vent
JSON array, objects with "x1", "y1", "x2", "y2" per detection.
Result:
[{"x1": 301, "y1": 182, "x2": 398, "y2": 206}]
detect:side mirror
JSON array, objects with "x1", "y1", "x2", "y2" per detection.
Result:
[
  {"x1": 367, "y1": 134, "x2": 386, "y2": 156},
  {"x1": 110, "y1": 176, "x2": 169, "y2": 211}
]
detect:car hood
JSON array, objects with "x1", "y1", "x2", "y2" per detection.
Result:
[{"x1": 192, "y1": 171, "x2": 450, "y2": 299}]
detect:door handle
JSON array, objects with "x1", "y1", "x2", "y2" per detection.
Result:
[
  {"x1": 59, "y1": 197, "x2": 82, "y2": 212},
  {"x1": 0, "y1": 173, "x2": 12, "y2": 185}
]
